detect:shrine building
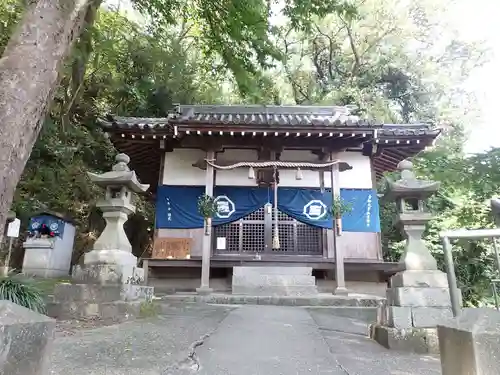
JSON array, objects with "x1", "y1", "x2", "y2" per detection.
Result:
[{"x1": 100, "y1": 104, "x2": 439, "y2": 294}]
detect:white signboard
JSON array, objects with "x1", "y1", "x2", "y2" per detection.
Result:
[
  {"x1": 7, "y1": 218, "x2": 20, "y2": 238},
  {"x1": 216, "y1": 237, "x2": 227, "y2": 250}
]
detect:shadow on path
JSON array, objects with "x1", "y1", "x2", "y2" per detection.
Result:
[{"x1": 308, "y1": 308, "x2": 441, "y2": 375}]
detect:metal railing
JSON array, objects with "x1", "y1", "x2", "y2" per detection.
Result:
[{"x1": 440, "y1": 228, "x2": 500, "y2": 317}]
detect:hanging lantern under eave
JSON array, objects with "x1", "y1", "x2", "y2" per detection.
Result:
[
  {"x1": 295, "y1": 167, "x2": 303, "y2": 180},
  {"x1": 248, "y1": 166, "x2": 255, "y2": 179}
]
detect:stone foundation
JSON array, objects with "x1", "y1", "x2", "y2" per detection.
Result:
[
  {"x1": 372, "y1": 270, "x2": 459, "y2": 354},
  {"x1": 232, "y1": 266, "x2": 318, "y2": 296},
  {"x1": 48, "y1": 264, "x2": 153, "y2": 322},
  {"x1": 371, "y1": 324, "x2": 440, "y2": 354},
  {"x1": 72, "y1": 263, "x2": 145, "y2": 285}
]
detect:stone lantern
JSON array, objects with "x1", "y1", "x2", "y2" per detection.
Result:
[
  {"x1": 74, "y1": 153, "x2": 150, "y2": 284},
  {"x1": 48, "y1": 154, "x2": 153, "y2": 321},
  {"x1": 385, "y1": 159, "x2": 440, "y2": 271},
  {"x1": 372, "y1": 159, "x2": 458, "y2": 354}
]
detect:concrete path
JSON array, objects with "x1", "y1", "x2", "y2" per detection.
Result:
[
  {"x1": 49, "y1": 303, "x2": 442, "y2": 375},
  {"x1": 194, "y1": 305, "x2": 346, "y2": 375}
]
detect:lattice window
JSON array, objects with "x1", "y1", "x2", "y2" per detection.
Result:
[
  {"x1": 242, "y1": 223, "x2": 265, "y2": 253},
  {"x1": 271, "y1": 223, "x2": 295, "y2": 253},
  {"x1": 213, "y1": 207, "x2": 323, "y2": 255},
  {"x1": 213, "y1": 222, "x2": 240, "y2": 253},
  {"x1": 297, "y1": 224, "x2": 322, "y2": 254},
  {"x1": 245, "y1": 208, "x2": 265, "y2": 221}
]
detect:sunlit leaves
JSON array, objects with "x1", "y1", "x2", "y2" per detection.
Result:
[{"x1": 129, "y1": 0, "x2": 357, "y2": 96}]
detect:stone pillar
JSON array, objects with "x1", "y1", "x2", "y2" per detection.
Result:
[
  {"x1": 491, "y1": 198, "x2": 500, "y2": 227},
  {"x1": 197, "y1": 150, "x2": 214, "y2": 295},
  {"x1": 438, "y1": 308, "x2": 500, "y2": 375},
  {"x1": 330, "y1": 152, "x2": 347, "y2": 295},
  {"x1": 372, "y1": 160, "x2": 458, "y2": 354},
  {"x1": 0, "y1": 301, "x2": 55, "y2": 375}
]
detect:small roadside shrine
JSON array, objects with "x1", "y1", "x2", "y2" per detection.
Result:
[{"x1": 100, "y1": 104, "x2": 439, "y2": 293}]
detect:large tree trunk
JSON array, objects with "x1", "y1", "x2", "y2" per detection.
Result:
[{"x1": 0, "y1": 0, "x2": 96, "y2": 243}]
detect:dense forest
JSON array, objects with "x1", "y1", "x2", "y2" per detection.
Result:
[{"x1": 0, "y1": 0, "x2": 498, "y2": 305}]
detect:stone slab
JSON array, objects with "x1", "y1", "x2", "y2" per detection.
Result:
[
  {"x1": 388, "y1": 306, "x2": 412, "y2": 329},
  {"x1": 232, "y1": 266, "x2": 313, "y2": 276},
  {"x1": 53, "y1": 283, "x2": 122, "y2": 303},
  {"x1": 0, "y1": 300, "x2": 56, "y2": 375},
  {"x1": 371, "y1": 325, "x2": 439, "y2": 354},
  {"x1": 438, "y1": 308, "x2": 500, "y2": 375},
  {"x1": 161, "y1": 293, "x2": 385, "y2": 307},
  {"x1": 390, "y1": 270, "x2": 449, "y2": 288},
  {"x1": 53, "y1": 283, "x2": 153, "y2": 303},
  {"x1": 383, "y1": 306, "x2": 454, "y2": 329},
  {"x1": 232, "y1": 274, "x2": 316, "y2": 287},
  {"x1": 122, "y1": 284, "x2": 154, "y2": 302},
  {"x1": 412, "y1": 307, "x2": 453, "y2": 328},
  {"x1": 387, "y1": 287, "x2": 458, "y2": 307},
  {"x1": 47, "y1": 300, "x2": 143, "y2": 322},
  {"x1": 232, "y1": 284, "x2": 318, "y2": 296},
  {"x1": 72, "y1": 264, "x2": 144, "y2": 285}
]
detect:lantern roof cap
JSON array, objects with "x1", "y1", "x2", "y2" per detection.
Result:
[
  {"x1": 87, "y1": 153, "x2": 150, "y2": 193},
  {"x1": 383, "y1": 159, "x2": 440, "y2": 200}
]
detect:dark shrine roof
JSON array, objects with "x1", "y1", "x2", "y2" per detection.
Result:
[
  {"x1": 101, "y1": 105, "x2": 439, "y2": 137},
  {"x1": 99, "y1": 104, "x2": 441, "y2": 194}
]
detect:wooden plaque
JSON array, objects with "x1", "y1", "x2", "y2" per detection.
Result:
[{"x1": 152, "y1": 237, "x2": 192, "y2": 259}]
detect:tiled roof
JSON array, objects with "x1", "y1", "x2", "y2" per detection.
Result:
[
  {"x1": 101, "y1": 114, "x2": 172, "y2": 130},
  {"x1": 170, "y1": 104, "x2": 374, "y2": 127},
  {"x1": 100, "y1": 105, "x2": 440, "y2": 138},
  {"x1": 378, "y1": 124, "x2": 440, "y2": 137}
]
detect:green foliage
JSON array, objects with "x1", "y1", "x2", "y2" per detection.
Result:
[
  {"x1": 0, "y1": 276, "x2": 46, "y2": 314},
  {"x1": 139, "y1": 301, "x2": 161, "y2": 318},
  {"x1": 197, "y1": 194, "x2": 217, "y2": 219},
  {"x1": 381, "y1": 141, "x2": 500, "y2": 305},
  {"x1": 130, "y1": 0, "x2": 357, "y2": 96},
  {"x1": 330, "y1": 196, "x2": 353, "y2": 218}
]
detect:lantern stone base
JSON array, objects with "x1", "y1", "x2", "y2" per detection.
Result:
[
  {"x1": 83, "y1": 249, "x2": 137, "y2": 268},
  {"x1": 389, "y1": 270, "x2": 449, "y2": 288},
  {"x1": 371, "y1": 270, "x2": 461, "y2": 354},
  {"x1": 48, "y1": 262, "x2": 154, "y2": 322},
  {"x1": 72, "y1": 263, "x2": 145, "y2": 285},
  {"x1": 371, "y1": 325, "x2": 440, "y2": 354},
  {"x1": 47, "y1": 282, "x2": 153, "y2": 322}
]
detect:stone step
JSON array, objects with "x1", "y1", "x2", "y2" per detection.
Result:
[
  {"x1": 53, "y1": 283, "x2": 154, "y2": 303},
  {"x1": 232, "y1": 285, "x2": 318, "y2": 296},
  {"x1": 232, "y1": 266, "x2": 313, "y2": 276},
  {"x1": 53, "y1": 283, "x2": 122, "y2": 303},
  {"x1": 232, "y1": 274, "x2": 316, "y2": 287},
  {"x1": 47, "y1": 300, "x2": 142, "y2": 322},
  {"x1": 160, "y1": 293, "x2": 385, "y2": 307},
  {"x1": 232, "y1": 266, "x2": 317, "y2": 296}
]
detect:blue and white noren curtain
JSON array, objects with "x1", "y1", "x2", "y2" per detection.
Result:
[{"x1": 156, "y1": 185, "x2": 380, "y2": 232}]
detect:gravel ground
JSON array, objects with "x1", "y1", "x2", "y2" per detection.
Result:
[
  {"x1": 55, "y1": 317, "x2": 118, "y2": 337},
  {"x1": 49, "y1": 303, "x2": 234, "y2": 375}
]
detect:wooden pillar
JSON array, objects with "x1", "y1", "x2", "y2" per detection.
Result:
[
  {"x1": 197, "y1": 149, "x2": 215, "y2": 295},
  {"x1": 331, "y1": 152, "x2": 348, "y2": 295}
]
